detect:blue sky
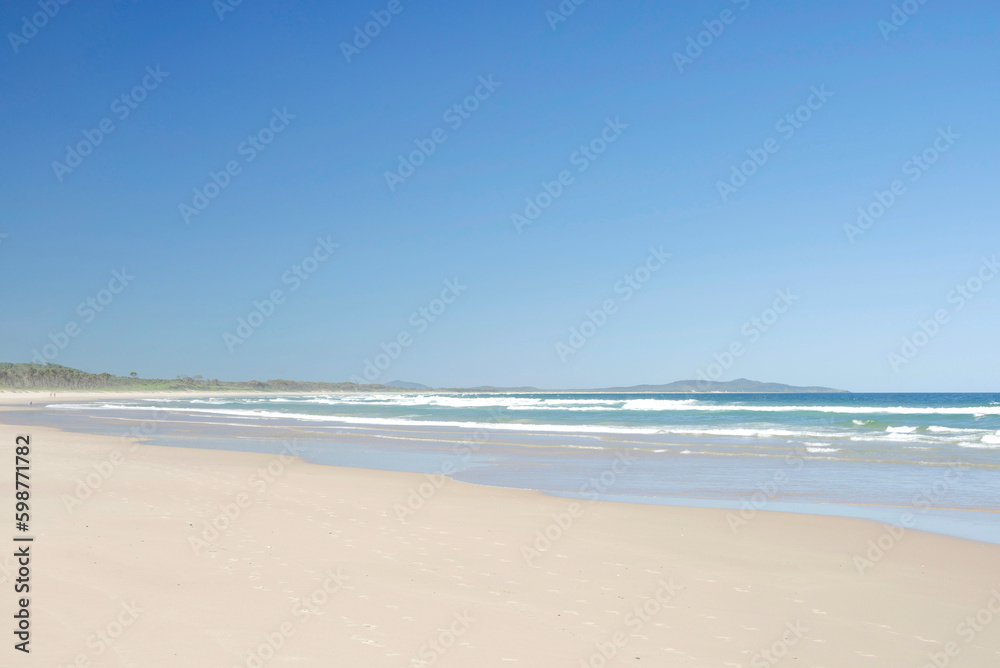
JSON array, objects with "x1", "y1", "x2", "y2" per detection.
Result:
[{"x1": 1, "y1": 0, "x2": 998, "y2": 391}]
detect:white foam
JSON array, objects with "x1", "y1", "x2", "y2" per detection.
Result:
[
  {"x1": 297, "y1": 395, "x2": 623, "y2": 410},
  {"x1": 620, "y1": 398, "x2": 699, "y2": 411},
  {"x1": 48, "y1": 398, "x2": 1000, "y2": 448},
  {"x1": 514, "y1": 406, "x2": 613, "y2": 412},
  {"x1": 114, "y1": 393, "x2": 1000, "y2": 417},
  {"x1": 958, "y1": 441, "x2": 1000, "y2": 450},
  {"x1": 618, "y1": 401, "x2": 1000, "y2": 416},
  {"x1": 48, "y1": 404, "x2": 664, "y2": 436},
  {"x1": 850, "y1": 433, "x2": 923, "y2": 442},
  {"x1": 927, "y1": 426, "x2": 983, "y2": 433}
]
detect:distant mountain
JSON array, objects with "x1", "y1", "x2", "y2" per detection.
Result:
[
  {"x1": 1, "y1": 364, "x2": 844, "y2": 395},
  {"x1": 385, "y1": 380, "x2": 429, "y2": 389},
  {"x1": 596, "y1": 378, "x2": 846, "y2": 393}
]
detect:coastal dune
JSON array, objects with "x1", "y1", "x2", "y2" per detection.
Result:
[{"x1": 2, "y1": 405, "x2": 999, "y2": 666}]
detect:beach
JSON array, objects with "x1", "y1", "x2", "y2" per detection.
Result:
[{"x1": 2, "y1": 392, "x2": 1000, "y2": 666}]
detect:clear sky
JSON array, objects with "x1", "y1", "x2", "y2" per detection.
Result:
[{"x1": 2, "y1": 0, "x2": 998, "y2": 391}]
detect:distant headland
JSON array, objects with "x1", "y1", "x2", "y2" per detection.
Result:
[{"x1": 0, "y1": 364, "x2": 846, "y2": 393}]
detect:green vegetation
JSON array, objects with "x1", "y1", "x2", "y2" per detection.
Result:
[{"x1": 0, "y1": 363, "x2": 385, "y2": 392}]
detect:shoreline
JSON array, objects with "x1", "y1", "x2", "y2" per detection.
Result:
[
  {"x1": 8, "y1": 391, "x2": 1000, "y2": 547},
  {"x1": 0, "y1": 387, "x2": 859, "y2": 400},
  {"x1": 3, "y1": 414, "x2": 1000, "y2": 664}
]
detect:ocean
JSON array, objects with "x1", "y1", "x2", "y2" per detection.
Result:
[{"x1": 38, "y1": 391, "x2": 1000, "y2": 544}]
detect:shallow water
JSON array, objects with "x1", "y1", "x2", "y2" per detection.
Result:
[{"x1": 14, "y1": 391, "x2": 1000, "y2": 544}]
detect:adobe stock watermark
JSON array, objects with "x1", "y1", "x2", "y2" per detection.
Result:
[
  {"x1": 30, "y1": 268, "x2": 134, "y2": 365},
  {"x1": 887, "y1": 256, "x2": 997, "y2": 372},
  {"x1": 179, "y1": 107, "x2": 296, "y2": 224},
  {"x1": 350, "y1": 278, "x2": 466, "y2": 384},
  {"x1": 188, "y1": 439, "x2": 305, "y2": 555},
  {"x1": 673, "y1": 0, "x2": 753, "y2": 73},
  {"x1": 578, "y1": 578, "x2": 683, "y2": 668},
  {"x1": 844, "y1": 127, "x2": 958, "y2": 244},
  {"x1": 234, "y1": 568, "x2": 349, "y2": 668},
  {"x1": 510, "y1": 117, "x2": 628, "y2": 233},
  {"x1": 213, "y1": 0, "x2": 245, "y2": 21},
  {"x1": 749, "y1": 621, "x2": 809, "y2": 668},
  {"x1": 555, "y1": 247, "x2": 669, "y2": 362},
  {"x1": 544, "y1": 0, "x2": 588, "y2": 31},
  {"x1": 289, "y1": 568, "x2": 350, "y2": 625},
  {"x1": 392, "y1": 471, "x2": 452, "y2": 522},
  {"x1": 392, "y1": 407, "x2": 505, "y2": 521},
  {"x1": 853, "y1": 466, "x2": 965, "y2": 575},
  {"x1": 7, "y1": 0, "x2": 72, "y2": 54},
  {"x1": 878, "y1": 0, "x2": 932, "y2": 40},
  {"x1": 223, "y1": 236, "x2": 338, "y2": 352},
  {"x1": 390, "y1": 412, "x2": 499, "y2": 521},
  {"x1": 409, "y1": 611, "x2": 474, "y2": 667},
  {"x1": 384, "y1": 75, "x2": 501, "y2": 192},
  {"x1": 51, "y1": 66, "x2": 169, "y2": 182},
  {"x1": 340, "y1": 0, "x2": 414, "y2": 63},
  {"x1": 725, "y1": 448, "x2": 806, "y2": 533},
  {"x1": 61, "y1": 407, "x2": 165, "y2": 514},
  {"x1": 695, "y1": 288, "x2": 799, "y2": 386},
  {"x1": 918, "y1": 589, "x2": 1000, "y2": 668},
  {"x1": 55, "y1": 601, "x2": 143, "y2": 668},
  {"x1": 716, "y1": 85, "x2": 833, "y2": 202},
  {"x1": 521, "y1": 450, "x2": 634, "y2": 567}
]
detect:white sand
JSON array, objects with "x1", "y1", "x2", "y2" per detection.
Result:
[{"x1": 1, "y1": 397, "x2": 999, "y2": 666}]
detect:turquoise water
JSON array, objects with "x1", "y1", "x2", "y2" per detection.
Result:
[
  {"x1": 37, "y1": 392, "x2": 1000, "y2": 543},
  {"x1": 52, "y1": 391, "x2": 1000, "y2": 458}
]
